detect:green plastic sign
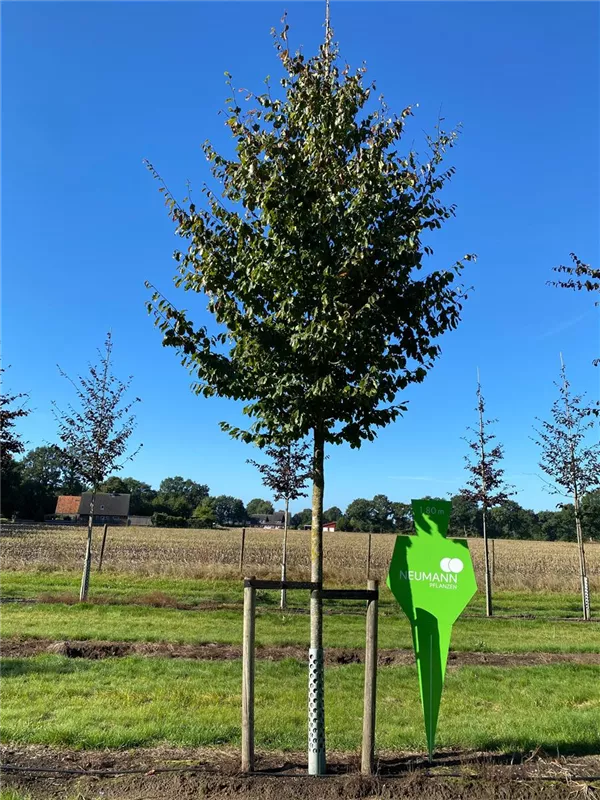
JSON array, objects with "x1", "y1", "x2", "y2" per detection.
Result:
[{"x1": 387, "y1": 498, "x2": 477, "y2": 759}]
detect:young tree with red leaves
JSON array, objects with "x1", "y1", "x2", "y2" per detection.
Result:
[
  {"x1": 461, "y1": 375, "x2": 515, "y2": 617},
  {"x1": 248, "y1": 441, "x2": 312, "y2": 608}
]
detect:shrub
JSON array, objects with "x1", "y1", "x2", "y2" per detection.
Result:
[{"x1": 151, "y1": 512, "x2": 188, "y2": 528}]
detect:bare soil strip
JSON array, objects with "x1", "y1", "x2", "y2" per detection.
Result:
[
  {"x1": 1, "y1": 744, "x2": 599, "y2": 800},
  {"x1": 2, "y1": 637, "x2": 599, "y2": 667}
]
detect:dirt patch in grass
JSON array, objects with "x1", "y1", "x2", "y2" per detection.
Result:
[
  {"x1": 1, "y1": 744, "x2": 599, "y2": 800},
  {"x1": 2, "y1": 637, "x2": 599, "y2": 667}
]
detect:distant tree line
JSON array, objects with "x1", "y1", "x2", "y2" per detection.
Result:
[
  {"x1": 2, "y1": 448, "x2": 598, "y2": 540},
  {"x1": 293, "y1": 492, "x2": 600, "y2": 542}
]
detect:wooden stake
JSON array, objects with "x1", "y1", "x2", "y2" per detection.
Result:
[
  {"x1": 361, "y1": 579, "x2": 378, "y2": 775},
  {"x1": 239, "y1": 527, "x2": 246, "y2": 575},
  {"x1": 98, "y1": 524, "x2": 109, "y2": 573},
  {"x1": 281, "y1": 500, "x2": 289, "y2": 610},
  {"x1": 241, "y1": 578, "x2": 256, "y2": 772}
]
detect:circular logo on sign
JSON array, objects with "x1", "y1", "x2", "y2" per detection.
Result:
[{"x1": 440, "y1": 557, "x2": 464, "y2": 574}]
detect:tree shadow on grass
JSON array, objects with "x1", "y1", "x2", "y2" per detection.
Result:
[{"x1": 0, "y1": 656, "x2": 96, "y2": 678}]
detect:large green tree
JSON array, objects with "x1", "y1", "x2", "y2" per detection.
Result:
[
  {"x1": 449, "y1": 493, "x2": 480, "y2": 536},
  {"x1": 488, "y1": 501, "x2": 541, "y2": 540},
  {"x1": 323, "y1": 506, "x2": 342, "y2": 523},
  {"x1": 17, "y1": 446, "x2": 84, "y2": 521},
  {"x1": 146, "y1": 18, "x2": 472, "y2": 773},
  {"x1": 246, "y1": 498, "x2": 275, "y2": 516},
  {"x1": 154, "y1": 476, "x2": 209, "y2": 517},
  {"x1": 212, "y1": 495, "x2": 247, "y2": 527}
]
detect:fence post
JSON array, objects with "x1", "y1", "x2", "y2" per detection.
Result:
[
  {"x1": 361, "y1": 579, "x2": 378, "y2": 775},
  {"x1": 366, "y1": 533, "x2": 372, "y2": 581},
  {"x1": 241, "y1": 577, "x2": 256, "y2": 772},
  {"x1": 239, "y1": 528, "x2": 246, "y2": 575},
  {"x1": 98, "y1": 524, "x2": 109, "y2": 573}
]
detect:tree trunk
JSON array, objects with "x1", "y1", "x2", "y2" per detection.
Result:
[
  {"x1": 308, "y1": 423, "x2": 326, "y2": 776},
  {"x1": 281, "y1": 497, "x2": 289, "y2": 610},
  {"x1": 477, "y1": 377, "x2": 492, "y2": 618},
  {"x1": 482, "y1": 505, "x2": 492, "y2": 617},
  {"x1": 79, "y1": 491, "x2": 95, "y2": 602},
  {"x1": 573, "y1": 488, "x2": 590, "y2": 621}
]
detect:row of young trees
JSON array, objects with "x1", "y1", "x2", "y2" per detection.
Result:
[{"x1": 1, "y1": 10, "x2": 597, "y2": 769}]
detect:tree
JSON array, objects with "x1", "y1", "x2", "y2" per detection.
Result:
[
  {"x1": 211, "y1": 495, "x2": 246, "y2": 527},
  {"x1": 154, "y1": 476, "x2": 209, "y2": 517},
  {"x1": 248, "y1": 442, "x2": 312, "y2": 607},
  {"x1": 123, "y1": 479, "x2": 156, "y2": 516},
  {"x1": 192, "y1": 497, "x2": 217, "y2": 528},
  {"x1": 533, "y1": 356, "x2": 600, "y2": 619},
  {"x1": 247, "y1": 498, "x2": 275, "y2": 516},
  {"x1": 99, "y1": 476, "x2": 130, "y2": 495},
  {"x1": 53, "y1": 333, "x2": 141, "y2": 601},
  {"x1": 0, "y1": 459, "x2": 22, "y2": 520},
  {"x1": 0, "y1": 368, "x2": 31, "y2": 519},
  {"x1": 344, "y1": 498, "x2": 376, "y2": 532},
  {"x1": 16, "y1": 445, "x2": 84, "y2": 520},
  {"x1": 291, "y1": 508, "x2": 312, "y2": 529},
  {"x1": 488, "y1": 501, "x2": 540, "y2": 541},
  {"x1": 390, "y1": 501, "x2": 412, "y2": 532},
  {"x1": 460, "y1": 376, "x2": 514, "y2": 617},
  {"x1": 537, "y1": 507, "x2": 576, "y2": 542},
  {"x1": 549, "y1": 254, "x2": 599, "y2": 367},
  {"x1": 323, "y1": 506, "x2": 342, "y2": 523},
  {"x1": 101, "y1": 476, "x2": 157, "y2": 516},
  {"x1": 146, "y1": 17, "x2": 472, "y2": 774},
  {"x1": 342, "y1": 495, "x2": 407, "y2": 532},
  {"x1": 449, "y1": 493, "x2": 479, "y2": 536},
  {"x1": 581, "y1": 489, "x2": 600, "y2": 541}
]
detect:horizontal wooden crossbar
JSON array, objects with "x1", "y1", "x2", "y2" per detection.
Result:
[
  {"x1": 243, "y1": 579, "x2": 321, "y2": 590},
  {"x1": 318, "y1": 589, "x2": 378, "y2": 601},
  {"x1": 243, "y1": 579, "x2": 378, "y2": 602}
]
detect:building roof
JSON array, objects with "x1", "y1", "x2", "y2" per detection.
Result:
[
  {"x1": 79, "y1": 493, "x2": 131, "y2": 517},
  {"x1": 55, "y1": 496, "x2": 81, "y2": 515},
  {"x1": 253, "y1": 512, "x2": 286, "y2": 525}
]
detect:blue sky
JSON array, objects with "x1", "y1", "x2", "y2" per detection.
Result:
[{"x1": 2, "y1": 1, "x2": 599, "y2": 514}]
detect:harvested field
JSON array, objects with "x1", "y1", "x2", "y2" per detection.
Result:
[{"x1": 2, "y1": 524, "x2": 599, "y2": 593}]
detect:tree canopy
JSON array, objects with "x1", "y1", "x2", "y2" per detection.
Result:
[
  {"x1": 146, "y1": 20, "x2": 473, "y2": 452},
  {"x1": 0, "y1": 367, "x2": 30, "y2": 473},
  {"x1": 247, "y1": 498, "x2": 275, "y2": 516}
]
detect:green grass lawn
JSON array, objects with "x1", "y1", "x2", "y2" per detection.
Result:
[
  {"x1": 2, "y1": 601, "x2": 599, "y2": 653},
  {"x1": 1, "y1": 655, "x2": 598, "y2": 754},
  {"x1": 0, "y1": 570, "x2": 591, "y2": 618}
]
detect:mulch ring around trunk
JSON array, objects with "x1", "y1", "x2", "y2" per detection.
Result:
[
  {"x1": 1, "y1": 744, "x2": 599, "y2": 800},
  {"x1": 2, "y1": 637, "x2": 600, "y2": 667}
]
